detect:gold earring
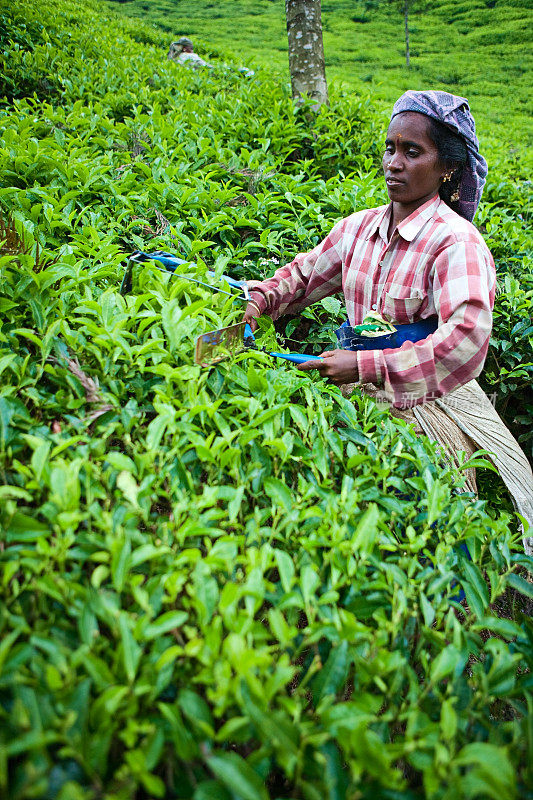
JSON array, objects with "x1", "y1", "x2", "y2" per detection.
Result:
[
  {"x1": 442, "y1": 172, "x2": 452, "y2": 183},
  {"x1": 451, "y1": 189, "x2": 460, "y2": 202}
]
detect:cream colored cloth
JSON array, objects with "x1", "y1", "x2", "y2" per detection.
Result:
[{"x1": 343, "y1": 380, "x2": 533, "y2": 555}]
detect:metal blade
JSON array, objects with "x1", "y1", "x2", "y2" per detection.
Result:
[{"x1": 194, "y1": 322, "x2": 248, "y2": 366}]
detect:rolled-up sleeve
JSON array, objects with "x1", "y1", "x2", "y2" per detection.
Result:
[{"x1": 356, "y1": 238, "x2": 496, "y2": 407}]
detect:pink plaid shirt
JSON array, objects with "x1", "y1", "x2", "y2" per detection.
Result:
[{"x1": 247, "y1": 195, "x2": 496, "y2": 407}]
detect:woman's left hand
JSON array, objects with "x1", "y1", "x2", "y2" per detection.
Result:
[{"x1": 297, "y1": 349, "x2": 359, "y2": 386}]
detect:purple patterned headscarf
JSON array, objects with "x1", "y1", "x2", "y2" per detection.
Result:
[{"x1": 391, "y1": 90, "x2": 487, "y2": 222}]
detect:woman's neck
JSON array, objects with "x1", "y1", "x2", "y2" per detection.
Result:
[{"x1": 388, "y1": 194, "x2": 439, "y2": 238}]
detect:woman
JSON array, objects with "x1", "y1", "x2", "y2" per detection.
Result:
[{"x1": 242, "y1": 90, "x2": 533, "y2": 551}]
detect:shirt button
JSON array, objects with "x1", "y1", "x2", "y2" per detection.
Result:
[{"x1": 372, "y1": 304, "x2": 377, "y2": 310}]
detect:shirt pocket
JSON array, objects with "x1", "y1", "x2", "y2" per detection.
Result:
[{"x1": 381, "y1": 287, "x2": 424, "y2": 324}]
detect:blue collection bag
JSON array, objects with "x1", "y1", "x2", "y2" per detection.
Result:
[{"x1": 335, "y1": 316, "x2": 439, "y2": 351}]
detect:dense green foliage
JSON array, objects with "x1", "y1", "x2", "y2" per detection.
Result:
[
  {"x1": 101, "y1": 0, "x2": 533, "y2": 141},
  {"x1": 96, "y1": 0, "x2": 533, "y2": 457},
  {"x1": 1, "y1": 1, "x2": 532, "y2": 798}
]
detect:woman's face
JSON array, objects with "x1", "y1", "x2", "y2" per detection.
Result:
[{"x1": 383, "y1": 112, "x2": 447, "y2": 212}]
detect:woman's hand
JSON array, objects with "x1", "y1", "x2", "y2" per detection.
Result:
[
  {"x1": 298, "y1": 349, "x2": 359, "y2": 386},
  {"x1": 242, "y1": 300, "x2": 261, "y2": 332}
]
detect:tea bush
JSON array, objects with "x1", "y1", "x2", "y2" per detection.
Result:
[
  {"x1": 0, "y1": 1, "x2": 532, "y2": 798},
  {"x1": 103, "y1": 0, "x2": 533, "y2": 139}
]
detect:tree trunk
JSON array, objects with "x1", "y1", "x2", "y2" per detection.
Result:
[
  {"x1": 404, "y1": 0, "x2": 410, "y2": 68},
  {"x1": 285, "y1": 0, "x2": 329, "y2": 109}
]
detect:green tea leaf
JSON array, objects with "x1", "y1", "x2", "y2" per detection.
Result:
[
  {"x1": 143, "y1": 611, "x2": 188, "y2": 640},
  {"x1": 208, "y1": 752, "x2": 268, "y2": 800},
  {"x1": 264, "y1": 477, "x2": 292, "y2": 512},
  {"x1": 275, "y1": 549, "x2": 295, "y2": 592},
  {"x1": 506, "y1": 572, "x2": 533, "y2": 599},
  {"x1": 312, "y1": 640, "x2": 350, "y2": 705},
  {"x1": 431, "y1": 645, "x2": 466, "y2": 683}
]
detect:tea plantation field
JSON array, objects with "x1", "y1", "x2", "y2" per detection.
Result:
[
  {"x1": 1, "y1": 1, "x2": 532, "y2": 798},
  {"x1": 103, "y1": 0, "x2": 533, "y2": 143}
]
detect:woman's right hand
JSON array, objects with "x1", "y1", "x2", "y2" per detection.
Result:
[{"x1": 242, "y1": 301, "x2": 261, "y2": 332}]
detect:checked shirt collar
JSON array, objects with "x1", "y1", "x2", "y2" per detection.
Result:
[{"x1": 365, "y1": 194, "x2": 442, "y2": 244}]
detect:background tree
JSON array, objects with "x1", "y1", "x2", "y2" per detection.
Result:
[
  {"x1": 285, "y1": 0, "x2": 329, "y2": 108},
  {"x1": 356, "y1": 0, "x2": 422, "y2": 67},
  {"x1": 398, "y1": 0, "x2": 412, "y2": 67}
]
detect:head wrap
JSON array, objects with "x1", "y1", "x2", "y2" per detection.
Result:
[
  {"x1": 391, "y1": 90, "x2": 487, "y2": 222},
  {"x1": 176, "y1": 36, "x2": 193, "y2": 47}
]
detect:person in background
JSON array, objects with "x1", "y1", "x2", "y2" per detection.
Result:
[
  {"x1": 167, "y1": 37, "x2": 211, "y2": 68},
  {"x1": 242, "y1": 90, "x2": 533, "y2": 552},
  {"x1": 167, "y1": 37, "x2": 254, "y2": 76}
]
